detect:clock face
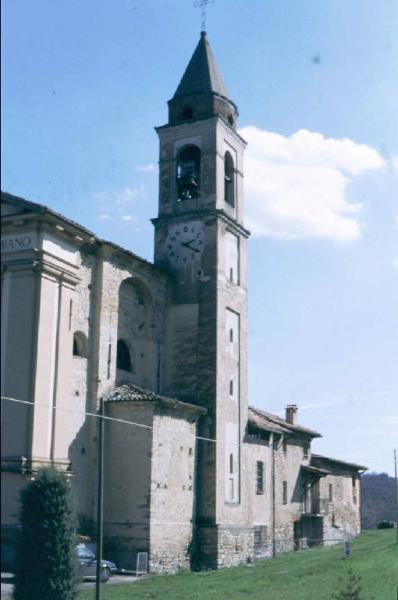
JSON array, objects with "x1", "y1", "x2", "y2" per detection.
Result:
[{"x1": 163, "y1": 221, "x2": 204, "y2": 268}]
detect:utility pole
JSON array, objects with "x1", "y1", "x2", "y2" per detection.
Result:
[
  {"x1": 95, "y1": 397, "x2": 104, "y2": 600},
  {"x1": 394, "y1": 449, "x2": 398, "y2": 544}
]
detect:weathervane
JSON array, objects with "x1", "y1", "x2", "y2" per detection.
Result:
[{"x1": 194, "y1": 0, "x2": 214, "y2": 32}]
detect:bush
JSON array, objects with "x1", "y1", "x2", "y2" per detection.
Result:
[
  {"x1": 331, "y1": 569, "x2": 362, "y2": 600},
  {"x1": 377, "y1": 521, "x2": 394, "y2": 529},
  {"x1": 13, "y1": 467, "x2": 79, "y2": 600}
]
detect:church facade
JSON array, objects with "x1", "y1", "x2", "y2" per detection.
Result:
[{"x1": 1, "y1": 33, "x2": 366, "y2": 572}]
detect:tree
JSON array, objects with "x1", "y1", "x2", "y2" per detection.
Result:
[
  {"x1": 13, "y1": 467, "x2": 78, "y2": 600},
  {"x1": 331, "y1": 570, "x2": 362, "y2": 600}
]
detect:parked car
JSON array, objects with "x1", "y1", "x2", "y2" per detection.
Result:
[{"x1": 75, "y1": 544, "x2": 117, "y2": 583}]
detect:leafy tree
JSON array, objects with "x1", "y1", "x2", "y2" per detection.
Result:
[
  {"x1": 331, "y1": 570, "x2": 362, "y2": 600},
  {"x1": 13, "y1": 467, "x2": 79, "y2": 600}
]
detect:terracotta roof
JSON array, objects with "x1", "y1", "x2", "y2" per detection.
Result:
[
  {"x1": 173, "y1": 32, "x2": 229, "y2": 100},
  {"x1": 311, "y1": 454, "x2": 367, "y2": 472},
  {"x1": 105, "y1": 384, "x2": 206, "y2": 416},
  {"x1": 301, "y1": 464, "x2": 330, "y2": 477},
  {"x1": 248, "y1": 406, "x2": 322, "y2": 438},
  {"x1": 248, "y1": 406, "x2": 290, "y2": 434}
]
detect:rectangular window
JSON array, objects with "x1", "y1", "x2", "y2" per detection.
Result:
[
  {"x1": 225, "y1": 230, "x2": 239, "y2": 285},
  {"x1": 256, "y1": 461, "x2": 264, "y2": 494},
  {"x1": 68, "y1": 299, "x2": 73, "y2": 331},
  {"x1": 328, "y1": 483, "x2": 333, "y2": 502},
  {"x1": 229, "y1": 380, "x2": 234, "y2": 396},
  {"x1": 352, "y1": 475, "x2": 357, "y2": 504},
  {"x1": 282, "y1": 439, "x2": 287, "y2": 455},
  {"x1": 282, "y1": 481, "x2": 288, "y2": 505},
  {"x1": 107, "y1": 343, "x2": 112, "y2": 379},
  {"x1": 303, "y1": 443, "x2": 309, "y2": 459},
  {"x1": 254, "y1": 526, "x2": 268, "y2": 554},
  {"x1": 229, "y1": 478, "x2": 234, "y2": 501}
]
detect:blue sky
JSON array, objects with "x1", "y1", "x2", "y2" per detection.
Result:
[{"x1": 2, "y1": 0, "x2": 397, "y2": 474}]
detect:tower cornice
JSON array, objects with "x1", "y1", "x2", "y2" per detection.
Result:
[
  {"x1": 155, "y1": 114, "x2": 247, "y2": 147},
  {"x1": 152, "y1": 208, "x2": 251, "y2": 239}
]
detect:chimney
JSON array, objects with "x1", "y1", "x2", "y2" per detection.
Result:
[{"x1": 285, "y1": 404, "x2": 298, "y2": 424}]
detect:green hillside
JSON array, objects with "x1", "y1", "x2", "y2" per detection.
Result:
[
  {"x1": 79, "y1": 530, "x2": 397, "y2": 600},
  {"x1": 361, "y1": 472, "x2": 396, "y2": 529}
]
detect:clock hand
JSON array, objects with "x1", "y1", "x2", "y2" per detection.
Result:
[{"x1": 181, "y1": 240, "x2": 200, "y2": 253}]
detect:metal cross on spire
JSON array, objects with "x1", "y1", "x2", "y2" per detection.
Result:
[{"x1": 194, "y1": 0, "x2": 214, "y2": 33}]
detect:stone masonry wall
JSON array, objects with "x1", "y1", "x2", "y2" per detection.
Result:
[{"x1": 149, "y1": 409, "x2": 198, "y2": 573}]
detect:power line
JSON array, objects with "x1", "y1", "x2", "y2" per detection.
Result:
[{"x1": 1, "y1": 395, "x2": 217, "y2": 443}]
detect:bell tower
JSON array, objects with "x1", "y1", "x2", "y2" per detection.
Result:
[{"x1": 153, "y1": 32, "x2": 251, "y2": 567}]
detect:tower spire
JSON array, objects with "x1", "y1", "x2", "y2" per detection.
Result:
[{"x1": 167, "y1": 31, "x2": 238, "y2": 128}]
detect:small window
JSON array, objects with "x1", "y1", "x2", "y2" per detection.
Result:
[
  {"x1": 224, "y1": 152, "x2": 235, "y2": 207},
  {"x1": 68, "y1": 300, "x2": 73, "y2": 331},
  {"x1": 116, "y1": 339, "x2": 131, "y2": 372},
  {"x1": 229, "y1": 328, "x2": 234, "y2": 343},
  {"x1": 303, "y1": 443, "x2": 309, "y2": 459},
  {"x1": 229, "y1": 478, "x2": 234, "y2": 501},
  {"x1": 282, "y1": 481, "x2": 288, "y2": 505},
  {"x1": 229, "y1": 453, "x2": 234, "y2": 474},
  {"x1": 328, "y1": 483, "x2": 333, "y2": 502},
  {"x1": 107, "y1": 343, "x2": 112, "y2": 379},
  {"x1": 182, "y1": 105, "x2": 193, "y2": 120},
  {"x1": 229, "y1": 380, "x2": 234, "y2": 396},
  {"x1": 256, "y1": 461, "x2": 264, "y2": 494},
  {"x1": 73, "y1": 331, "x2": 88, "y2": 358},
  {"x1": 352, "y1": 475, "x2": 357, "y2": 504},
  {"x1": 282, "y1": 439, "x2": 287, "y2": 455},
  {"x1": 228, "y1": 113, "x2": 234, "y2": 127}
]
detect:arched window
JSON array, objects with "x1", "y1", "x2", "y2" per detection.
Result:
[
  {"x1": 182, "y1": 105, "x2": 193, "y2": 120},
  {"x1": 116, "y1": 339, "x2": 131, "y2": 372},
  {"x1": 73, "y1": 331, "x2": 88, "y2": 358},
  {"x1": 224, "y1": 151, "x2": 235, "y2": 207},
  {"x1": 176, "y1": 145, "x2": 201, "y2": 201}
]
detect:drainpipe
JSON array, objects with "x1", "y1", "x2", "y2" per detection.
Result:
[{"x1": 271, "y1": 433, "x2": 276, "y2": 558}]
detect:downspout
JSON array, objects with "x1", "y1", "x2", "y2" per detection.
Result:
[
  {"x1": 87, "y1": 243, "x2": 104, "y2": 521},
  {"x1": 271, "y1": 432, "x2": 276, "y2": 558},
  {"x1": 88, "y1": 243, "x2": 104, "y2": 413}
]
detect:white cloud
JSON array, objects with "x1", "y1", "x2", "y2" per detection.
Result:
[
  {"x1": 300, "y1": 399, "x2": 343, "y2": 411},
  {"x1": 93, "y1": 186, "x2": 144, "y2": 223},
  {"x1": 239, "y1": 127, "x2": 385, "y2": 242},
  {"x1": 392, "y1": 258, "x2": 398, "y2": 270},
  {"x1": 391, "y1": 155, "x2": 398, "y2": 171},
  {"x1": 136, "y1": 163, "x2": 155, "y2": 172},
  {"x1": 379, "y1": 415, "x2": 398, "y2": 426}
]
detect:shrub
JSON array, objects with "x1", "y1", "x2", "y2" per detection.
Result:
[
  {"x1": 377, "y1": 521, "x2": 394, "y2": 529},
  {"x1": 13, "y1": 467, "x2": 79, "y2": 600},
  {"x1": 331, "y1": 569, "x2": 362, "y2": 600}
]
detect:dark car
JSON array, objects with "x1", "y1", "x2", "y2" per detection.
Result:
[{"x1": 76, "y1": 544, "x2": 117, "y2": 583}]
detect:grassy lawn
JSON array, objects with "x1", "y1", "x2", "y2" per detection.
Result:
[{"x1": 79, "y1": 530, "x2": 397, "y2": 600}]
